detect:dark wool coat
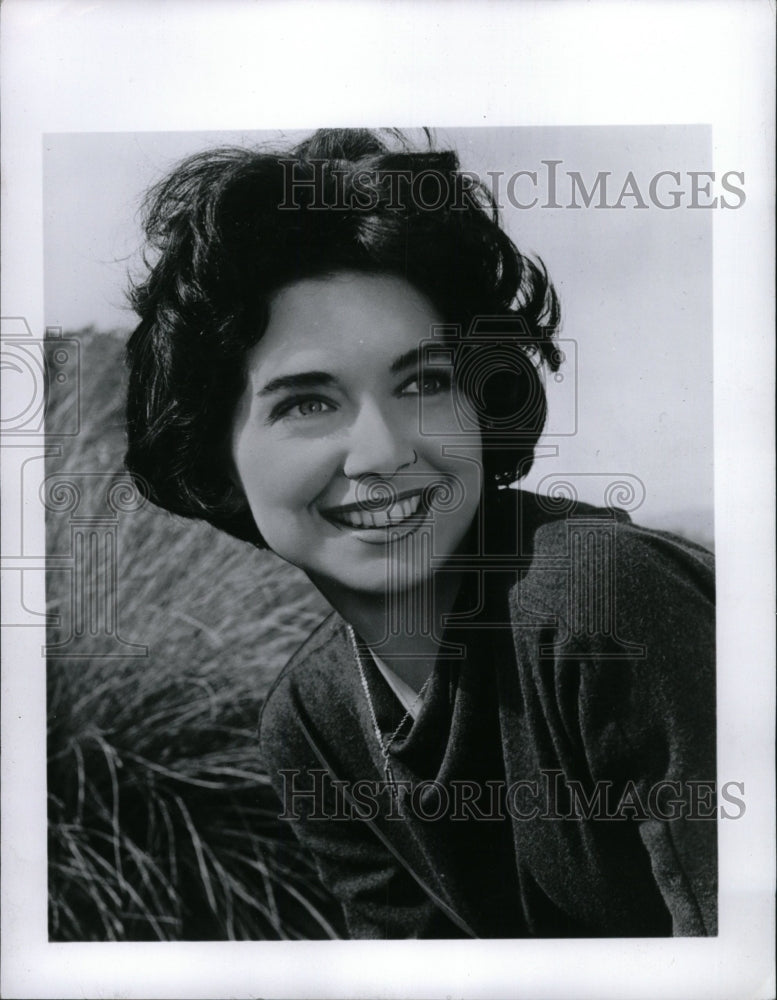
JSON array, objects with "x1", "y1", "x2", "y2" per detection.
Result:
[{"x1": 258, "y1": 490, "x2": 716, "y2": 939}]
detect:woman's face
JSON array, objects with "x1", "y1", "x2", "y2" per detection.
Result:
[{"x1": 230, "y1": 271, "x2": 483, "y2": 597}]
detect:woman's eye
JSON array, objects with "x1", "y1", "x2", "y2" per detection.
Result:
[
  {"x1": 271, "y1": 397, "x2": 335, "y2": 422},
  {"x1": 295, "y1": 399, "x2": 331, "y2": 417},
  {"x1": 401, "y1": 371, "x2": 451, "y2": 396}
]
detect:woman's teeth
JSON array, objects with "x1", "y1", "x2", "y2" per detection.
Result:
[{"x1": 334, "y1": 493, "x2": 422, "y2": 529}]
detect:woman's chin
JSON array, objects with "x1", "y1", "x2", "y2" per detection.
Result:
[
  {"x1": 305, "y1": 550, "x2": 439, "y2": 603},
  {"x1": 274, "y1": 512, "x2": 476, "y2": 602}
]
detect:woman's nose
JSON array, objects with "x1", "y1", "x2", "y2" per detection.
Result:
[{"x1": 342, "y1": 401, "x2": 417, "y2": 480}]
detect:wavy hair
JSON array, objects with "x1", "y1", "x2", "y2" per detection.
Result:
[{"x1": 125, "y1": 128, "x2": 561, "y2": 546}]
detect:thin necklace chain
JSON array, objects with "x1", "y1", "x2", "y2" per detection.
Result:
[{"x1": 346, "y1": 624, "x2": 431, "y2": 796}]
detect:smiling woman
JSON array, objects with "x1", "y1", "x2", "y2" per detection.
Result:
[
  {"x1": 230, "y1": 273, "x2": 482, "y2": 603},
  {"x1": 124, "y1": 128, "x2": 716, "y2": 939}
]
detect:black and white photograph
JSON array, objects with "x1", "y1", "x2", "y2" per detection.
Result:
[{"x1": 1, "y1": 3, "x2": 774, "y2": 998}]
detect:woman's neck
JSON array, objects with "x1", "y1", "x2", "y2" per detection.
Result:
[{"x1": 310, "y1": 568, "x2": 465, "y2": 693}]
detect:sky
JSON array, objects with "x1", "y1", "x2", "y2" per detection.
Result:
[{"x1": 42, "y1": 124, "x2": 713, "y2": 530}]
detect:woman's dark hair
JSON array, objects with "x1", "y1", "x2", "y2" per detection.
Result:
[{"x1": 125, "y1": 128, "x2": 561, "y2": 546}]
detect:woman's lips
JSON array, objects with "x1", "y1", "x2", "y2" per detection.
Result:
[{"x1": 320, "y1": 488, "x2": 430, "y2": 532}]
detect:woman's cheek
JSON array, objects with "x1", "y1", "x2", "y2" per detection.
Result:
[{"x1": 248, "y1": 438, "x2": 338, "y2": 519}]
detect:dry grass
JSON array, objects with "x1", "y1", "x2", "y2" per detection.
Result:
[{"x1": 46, "y1": 329, "x2": 344, "y2": 940}]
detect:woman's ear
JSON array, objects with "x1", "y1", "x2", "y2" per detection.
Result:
[
  {"x1": 216, "y1": 478, "x2": 267, "y2": 548},
  {"x1": 221, "y1": 438, "x2": 247, "y2": 492},
  {"x1": 221, "y1": 477, "x2": 249, "y2": 513}
]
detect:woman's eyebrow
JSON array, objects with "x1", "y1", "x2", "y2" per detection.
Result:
[
  {"x1": 259, "y1": 348, "x2": 424, "y2": 396},
  {"x1": 258, "y1": 371, "x2": 336, "y2": 396},
  {"x1": 389, "y1": 347, "x2": 422, "y2": 374}
]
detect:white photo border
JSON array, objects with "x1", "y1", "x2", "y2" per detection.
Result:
[{"x1": 2, "y1": 2, "x2": 774, "y2": 999}]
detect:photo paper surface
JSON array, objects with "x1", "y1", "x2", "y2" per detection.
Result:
[{"x1": 1, "y1": 3, "x2": 774, "y2": 998}]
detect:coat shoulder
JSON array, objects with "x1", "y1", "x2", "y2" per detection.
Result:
[
  {"x1": 258, "y1": 610, "x2": 350, "y2": 746},
  {"x1": 509, "y1": 490, "x2": 715, "y2": 623}
]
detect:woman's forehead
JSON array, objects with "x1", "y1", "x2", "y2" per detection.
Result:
[
  {"x1": 269, "y1": 270, "x2": 440, "y2": 326},
  {"x1": 245, "y1": 271, "x2": 443, "y2": 379}
]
